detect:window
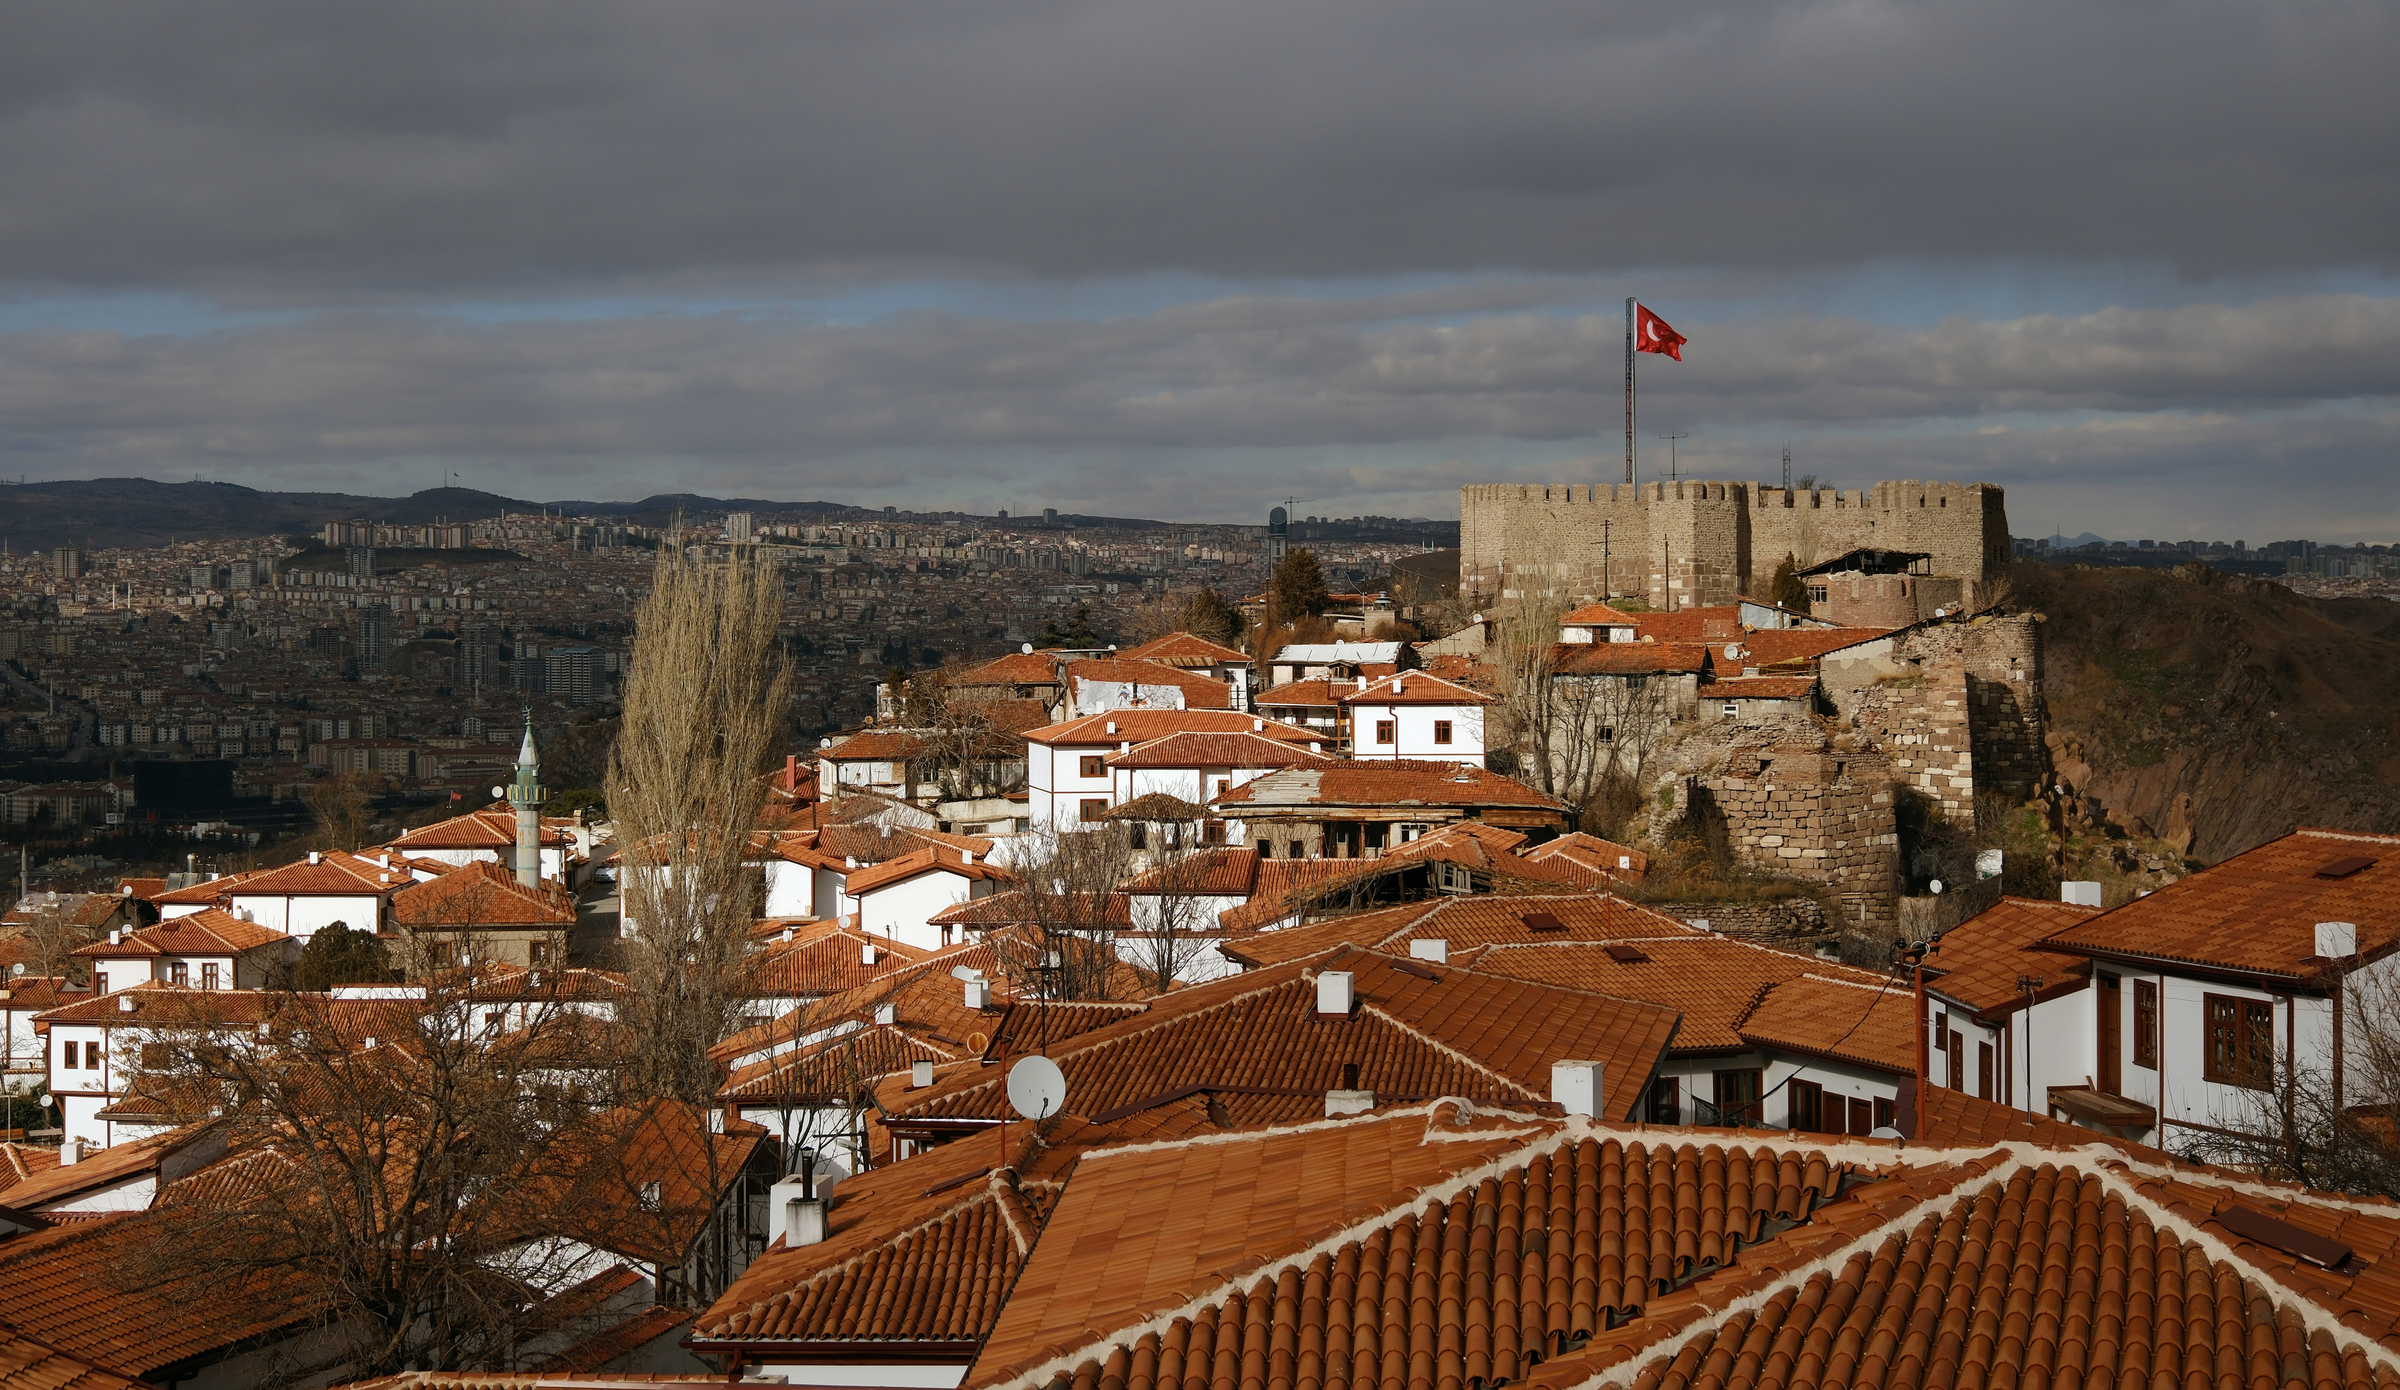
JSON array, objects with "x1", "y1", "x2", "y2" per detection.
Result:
[
  {"x1": 1788, "y1": 1079, "x2": 1824, "y2": 1133},
  {"x1": 1977, "y1": 1042, "x2": 1993, "y2": 1100},
  {"x1": 86, "y1": 1042, "x2": 101, "y2": 1071},
  {"x1": 1203, "y1": 820, "x2": 1227, "y2": 845},
  {"x1": 1873, "y1": 1097, "x2": 1896, "y2": 1131},
  {"x1": 1646, "y1": 1077, "x2": 1680, "y2": 1125},
  {"x1": 529, "y1": 941, "x2": 550, "y2": 966},
  {"x1": 1079, "y1": 755, "x2": 1106, "y2": 778},
  {"x1": 2132, "y1": 979, "x2": 2159, "y2": 1068},
  {"x1": 1375, "y1": 719, "x2": 1396, "y2": 745},
  {"x1": 1722, "y1": 704, "x2": 1740, "y2": 717},
  {"x1": 201, "y1": 962, "x2": 221, "y2": 990},
  {"x1": 1128, "y1": 823, "x2": 1148, "y2": 850},
  {"x1": 1933, "y1": 1012, "x2": 1947, "y2": 1051},
  {"x1": 62, "y1": 1041, "x2": 78, "y2": 1070},
  {"x1": 639, "y1": 1180, "x2": 664, "y2": 1213},
  {"x1": 1433, "y1": 720, "x2": 1453, "y2": 745},
  {"x1": 169, "y1": 960, "x2": 189, "y2": 986},
  {"x1": 95, "y1": 972, "x2": 108, "y2": 995},
  {"x1": 1946, "y1": 1031, "x2": 1964, "y2": 1090},
  {"x1": 1808, "y1": 584, "x2": 1829, "y2": 605},
  {"x1": 1597, "y1": 727, "x2": 1614, "y2": 743},
  {"x1": 1257, "y1": 840, "x2": 1273, "y2": 859},
  {"x1": 1080, "y1": 798, "x2": 1110, "y2": 824},
  {"x1": 1712, "y1": 1068, "x2": 1762, "y2": 1125},
  {"x1": 2205, "y1": 993, "x2": 2275, "y2": 1089}
]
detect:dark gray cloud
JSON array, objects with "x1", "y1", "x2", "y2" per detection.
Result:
[
  {"x1": 2, "y1": 293, "x2": 2393, "y2": 537},
  {"x1": 1, "y1": 0, "x2": 2395, "y2": 293}
]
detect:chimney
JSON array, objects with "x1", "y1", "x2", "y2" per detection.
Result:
[
  {"x1": 874, "y1": 1002, "x2": 896, "y2": 1025},
  {"x1": 860, "y1": 939, "x2": 877, "y2": 967},
  {"x1": 965, "y1": 977, "x2": 991, "y2": 1009},
  {"x1": 1551, "y1": 1059, "x2": 1604, "y2": 1118},
  {"x1": 1315, "y1": 971, "x2": 1354, "y2": 1017},
  {"x1": 308, "y1": 851, "x2": 321, "y2": 865},
  {"x1": 911, "y1": 1059, "x2": 934, "y2": 1088},
  {"x1": 1325, "y1": 1061, "x2": 1373, "y2": 1117},
  {"x1": 961, "y1": 849, "x2": 975, "y2": 865},
  {"x1": 1409, "y1": 938, "x2": 1448, "y2": 964},
  {"x1": 1104, "y1": 720, "x2": 1117, "y2": 735},
  {"x1": 119, "y1": 994, "x2": 136, "y2": 1012},
  {"x1": 1356, "y1": 675, "x2": 1367, "y2": 690},
  {"x1": 2060, "y1": 881, "x2": 2103, "y2": 907},
  {"x1": 2317, "y1": 921, "x2": 2359, "y2": 959},
  {"x1": 107, "y1": 929, "x2": 121, "y2": 947},
  {"x1": 1253, "y1": 719, "x2": 1264, "y2": 732},
  {"x1": 60, "y1": 1138, "x2": 84, "y2": 1167},
  {"x1": 780, "y1": 926, "x2": 794, "y2": 943},
  {"x1": 784, "y1": 753, "x2": 798, "y2": 791}
]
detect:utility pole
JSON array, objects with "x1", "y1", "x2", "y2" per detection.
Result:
[{"x1": 1658, "y1": 434, "x2": 1688, "y2": 483}]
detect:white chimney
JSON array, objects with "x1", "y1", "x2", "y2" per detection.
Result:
[
  {"x1": 780, "y1": 926, "x2": 794, "y2": 943},
  {"x1": 2061, "y1": 881, "x2": 2103, "y2": 907},
  {"x1": 1253, "y1": 719, "x2": 1264, "y2": 732},
  {"x1": 308, "y1": 851, "x2": 321, "y2": 865},
  {"x1": 874, "y1": 1002, "x2": 896, "y2": 1025},
  {"x1": 1617, "y1": 856, "x2": 1632, "y2": 870},
  {"x1": 911, "y1": 1059, "x2": 934, "y2": 1088},
  {"x1": 1356, "y1": 675, "x2": 1367, "y2": 690},
  {"x1": 1316, "y1": 971, "x2": 1354, "y2": 1017},
  {"x1": 860, "y1": 940, "x2": 876, "y2": 966},
  {"x1": 961, "y1": 849, "x2": 974, "y2": 865},
  {"x1": 1410, "y1": 938, "x2": 1448, "y2": 964},
  {"x1": 2317, "y1": 922, "x2": 2359, "y2": 959},
  {"x1": 119, "y1": 995, "x2": 136, "y2": 1012},
  {"x1": 765, "y1": 1151, "x2": 849, "y2": 1247},
  {"x1": 1551, "y1": 1059, "x2": 1604, "y2": 1118},
  {"x1": 107, "y1": 929, "x2": 121, "y2": 946},
  {"x1": 1105, "y1": 720, "x2": 1117, "y2": 735},
  {"x1": 60, "y1": 1139, "x2": 83, "y2": 1166},
  {"x1": 965, "y1": 977, "x2": 991, "y2": 1009}
]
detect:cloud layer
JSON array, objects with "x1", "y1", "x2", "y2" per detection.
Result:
[
  {"x1": 2, "y1": 0, "x2": 2395, "y2": 292},
  {"x1": 3, "y1": 292, "x2": 2393, "y2": 538}
]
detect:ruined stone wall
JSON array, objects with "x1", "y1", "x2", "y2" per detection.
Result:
[
  {"x1": 1699, "y1": 748, "x2": 1900, "y2": 942},
  {"x1": 1462, "y1": 478, "x2": 2010, "y2": 607},
  {"x1": 1960, "y1": 615, "x2": 2045, "y2": 802},
  {"x1": 1819, "y1": 614, "x2": 2048, "y2": 829}
]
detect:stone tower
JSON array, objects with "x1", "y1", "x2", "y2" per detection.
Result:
[{"x1": 508, "y1": 713, "x2": 543, "y2": 889}]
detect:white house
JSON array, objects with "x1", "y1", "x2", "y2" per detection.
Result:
[
  {"x1": 1267, "y1": 641, "x2": 1407, "y2": 686},
  {"x1": 35, "y1": 983, "x2": 272, "y2": 1151},
  {"x1": 385, "y1": 806, "x2": 578, "y2": 882},
  {"x1": 841, "y1": 844, "x2": 1012, "y2": 951},
  {"x1": 2027, "y1": 828, "x2": 2400, "y2": 1150},
  {"x1": 151, "y1": 849, "x2": 404, "y2": 941},
  {"x1": 747, "y1": 831, "x2": 848, "y2": 921},
  {"x1": 71, "y1": 909, "x2": 294, "y2": 994},
  {"x1": 1910, "y1": 895, "x2": 2102, "y2": 1126},
  {"x1": 1025, "y1": 710, "x2": 1323, "y2": 832},
  {"x1": 816, "y1": 731, "x2": 926, "y2": 801},
  {"x1": 1557, "y1": 603, "x2": 1643, "y2": 644},
  {"x1": 1105, "y1": 729, "x2": 1332, "y2": 816},
  {"x1": 1339, "y1": 671, "x2": 1494, "y2": 765},
  {"x1": 4, "y1": 972, "x2": 85, "y2": 1087},
  {"x1": 1056, "y1": 658, "x2": 1233, "y2": 719}
]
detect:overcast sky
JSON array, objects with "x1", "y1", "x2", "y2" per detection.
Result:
[{"x1": 2, "y1": 1, "x2": 2395, "y2": 540}]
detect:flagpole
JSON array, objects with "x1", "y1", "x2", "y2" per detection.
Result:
[{"x1": 1624, "y1": 298, "x2": 1636, "y2": 486}]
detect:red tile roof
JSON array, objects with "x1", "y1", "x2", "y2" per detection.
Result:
[
  {"x1": 2040, "y1": 828, "x2": 2400, "y2": 987},
  {"x1": 1063, "y1": 659, "x2": 1234, "y2": 710},
  {"x1": 1337, "y1": 670, "x2": 1496, "y2": 706},
  {"x1": 1921, "y1": 895, "x2": 2100, "y2": 1015},
  {"x1": 1027, "y1": 710, "x2": 1319, "y2": 748},
  {"x1": 198, "y1": 849, "x2": 412, "y2": 899},
  {"x1": 819, "y1": 730, "x2": 928, "y2": 763},
  {"x1": 1221, "y1": 893, "x2": 1701, "y2": 968},
  {"x1": 1550, "y1": 641, "x2": 1714, "y2": 676},
  {"x1": 1103, "y1": 730, "x2": 1334, "y2": 771},
  {"x1": 1211, "y1": 760, "x2": 1566, "y2": 816},
  {"x1": 1464, "y1": 934, "x2": 1843, "y2": 1054},
  {"x1": 1253, "y1": 678, "x2": 1346, "y2": 708},
  {"x1": 1521, "y1": 831, "x2": 1649, "y2": 884},
  {"x1": 1732, "y1": 970, "x2": 1919, "y2": 1075},
  {"x1": 388, "y1": 859, "x2": 578, "y2": 928},
  {"x1": 0, "y1": 1322, "x2": 154, "y2": 1390},
  {"x1": 387, "y1": 807, "x2": 573, "y2": 852},
  {"x1": 878, "y1": 947, "x2": 1679, "y2": 1132},
  {"x1": 843, "y1": 843, "x2": 1014, "y2": 898},
  {"x1": 1560, "y1": 602, "x2": 1645, "y2": 626},
  {"x1": 1119, "y1": 846, "x2": 1262, "y2": 896},
  {"x1": 70, "y1": 907, "x2": 290, "y2": 959},
  {"x1": 956, "y1": 651, "x2": 1068, "y2": 687},
  {"x1": 737, "y1": 920, "x2": 931, "y2": 1000},
  {"x1": 1118, "y1": 633, "x2": 1253, "y2": 668}
]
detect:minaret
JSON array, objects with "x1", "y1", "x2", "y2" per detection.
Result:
[{"x1": 508, "y1": 711, "x2": 543, "y2": 889}]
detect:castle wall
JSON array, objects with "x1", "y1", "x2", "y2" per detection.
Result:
[
  {"x1": 1699, "y1": 748, "x2": 1899, "y2": 942},
  {"x1": 1462, "y1": 479, "x2": 2010, "y2": 608}
]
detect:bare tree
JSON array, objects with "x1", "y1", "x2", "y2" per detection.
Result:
[
  {"x1": 1123, "y1": 833, "x2": 1221, "y2": 994},
  {"x1": 2181, "y1": 966, "x2": 2400, "y2": 1197},
  {"x1": 107, "y1": 968, "x2": 621, "y2": 1383},
  {"x1": 607, "y1": 536, "x2": 794, "y2": 1103},
  {"x1": 303, "y1": 769, "x2": 382, "y2": 851},
  {"x1": 900, "y1": 663, "x2": 1028, "y2": 801},
  {"x1": 990, "y1": 826, "x2": 1133, "y2": 1002}
]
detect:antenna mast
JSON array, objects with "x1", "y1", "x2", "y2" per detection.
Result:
[{"x1": 1782, "y1": 443, "x2": 1792, "y2": 491}]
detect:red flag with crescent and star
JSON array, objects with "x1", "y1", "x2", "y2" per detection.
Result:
[{"x1": 1635, "y1": 303, "x2": 1687, "y2": 360}]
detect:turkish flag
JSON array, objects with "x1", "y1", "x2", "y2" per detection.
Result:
[{"x1": 1635, "y1": 304, "x2": 1687, "y2": 360}]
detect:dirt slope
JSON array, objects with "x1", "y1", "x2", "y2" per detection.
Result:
[{"x1": 2013, "y1": 562, "x2": 2400, "y2": 862}]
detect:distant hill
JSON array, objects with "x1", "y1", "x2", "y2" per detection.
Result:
[
  {"x1": 2016, "y1": 561, "x2": 2400, "y2": 862},
  {"x1": 0, "y1": 478, "x2": 899, "y2": 551}
]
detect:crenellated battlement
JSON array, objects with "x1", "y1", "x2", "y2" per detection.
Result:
[{"x1": 1460, "y1": 476, "x2": 2009, "y2": 609}]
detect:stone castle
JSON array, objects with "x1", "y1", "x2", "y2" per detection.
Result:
[{"x1": 1459, "y1": 479, "x2": 2011, "y2": 610}]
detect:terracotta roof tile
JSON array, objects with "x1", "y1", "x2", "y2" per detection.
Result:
[
  {"x1": 1733, "y1": 971, "x2": 1919, "y2": 1075},
  {"x1": 1103, "y1": 730, "x2": 1334, "y2": 771},
  {"x1": 1221, "y1": 893, "x2": 1705, "y2": 968},
  {"x1": 819, "y1": 730, "x2": 928, "y2": 763},
  {"x1": 1337, "y1": 670, "x2": 1496, "y2": 706},
  {"x1": 1466, "y1": 935, "x2": 1849, "y2": 1054},
  {"x1": 1211, "y1": 760, "x2": 1566, "y2": 814},
  {"x1": 1921, "y1": 895, "x2": 2100, "y2": 1014},
  {"x1": 1254, "y1": 679, "x2": 1346, "y2": 709},
  {"x1": 1062, "y1": 659, "x2": 1234, "y2": 710},
  {"x1": 2040, "y1": 828, "x2": 2400, "y2": 985},
  {"x1": 1550, "y1": 641, "x2": 1715, "y2": 676},
  {"x1": 1028, "y1": 710, "x2": 1320, "y2": 748},
  {"x1": 843, "y1": 843, "x2": 1014, "y2": 898},
  {"x1": 1117, "y1": 633, "x2": 1253, "y2": 668},
  {"x1": 387, "y1": 807, "x2": 573, "y2": 852},
  {"x1": 388, "y1": 859, "x2": 578, "y2": 928}
]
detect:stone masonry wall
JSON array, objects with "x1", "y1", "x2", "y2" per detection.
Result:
[
  {"x1": 1697, "y1": 748, "x2": 1899, "y2": 943},
  {"x1": 1461, "y1": 478, "x2": 2010, "y2": 608}
]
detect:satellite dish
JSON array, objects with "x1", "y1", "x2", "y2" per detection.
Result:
[
  {"x1": 1006, "y1": 1054, "x2": 1067, "y2": 1121},
  {"x1": 1928, "y1": 879, "x2": 1945, "y2": 895},
  {"x1": 1868, "y1": 1125, "x2": 1905, "y2": 1141},
  {"x1": 1021, "y1": 642, "x2": 1035, "y2": 655},
  {"x1": 491, "y1": 786, "x2": 507, "y2": 800},
  {"x1": 1470, "y1": 612, "x2": 1484, "y2": 625},
  {"x1": 1724, "y1": 643, "x2": 1743, "y2": 660}
]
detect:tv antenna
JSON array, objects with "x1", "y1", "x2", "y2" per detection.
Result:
[
  {"x1": 1782, "y1": 443, "x2": 1792, "y2": 491},
  {"x1": 1657, "y1": 434, "x2": 1688, "y2": 482},
  {"x1": 1007, "y1": 1054, "x2": 1066, "y2": 1121}
]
